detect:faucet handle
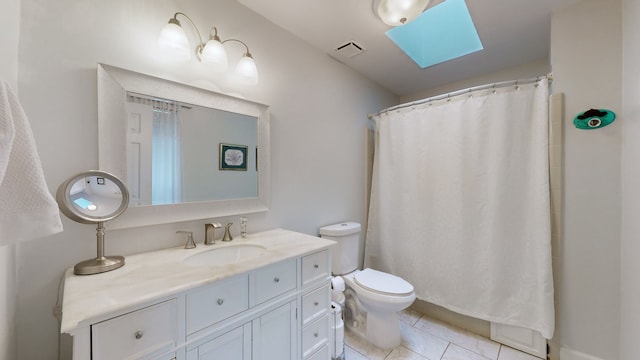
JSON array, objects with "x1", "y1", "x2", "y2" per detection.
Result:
[
  {"x1": 222, "y1": 222, "x2": 233, "y2": 242},
  {"x1": 176, "y1": 231, "x2": 196, "y2": 249}
]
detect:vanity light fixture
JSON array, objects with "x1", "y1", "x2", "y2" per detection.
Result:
[
  {"x1": 158, "y1": 12, "x2": 258, "y2": 85},
  {"x1": 373, "y1": 0, "x2": 432, "y2": 26}
]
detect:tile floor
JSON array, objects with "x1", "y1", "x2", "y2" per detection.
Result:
[{"x1": 343, "y1": 309, "x2": 542, "y2": 360}]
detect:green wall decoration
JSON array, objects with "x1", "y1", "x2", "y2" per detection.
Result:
[{"x1": 573, "y1": 108, "x2": 616, "y2": 130}]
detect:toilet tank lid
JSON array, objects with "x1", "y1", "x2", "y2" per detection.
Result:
[{"x1": 319, "y1": 222, "x2": 361, "y2": 236}]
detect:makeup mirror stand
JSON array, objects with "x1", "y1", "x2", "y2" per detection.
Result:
[
  {"x1": 73, "y1": 221, "x2": 125, "y2": 275},
  {"x1": 56, "y1": 170, "x2": 129, "y2": 275}
]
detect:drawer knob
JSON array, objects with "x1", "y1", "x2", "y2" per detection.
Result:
[
  {"x1": 314, "y1": 301, "x2": 319, "y2": 306},
  {"x1": 217, "y1": 298, "x2": 224, "y2": 305},
  {"x1": 314, "y1": 264, "x2": 319, "y2": 269},
  {"x1": 273, "y1": 277, "x2": 280, "y2": 283},
  {"x1": 314, "y1": 332, "x2": 319, "y2": 338},
  {"x1": 134, "y1": 331, "x2": 144, "y2": 340}
]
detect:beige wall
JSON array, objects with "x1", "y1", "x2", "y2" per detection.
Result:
[
  {"x1": 400, "y1": 58, "x2": 550, "y2": 104},
  {"x1": 551, "y1": 1, "x2": 622, "y2": 359},
  {"x1": 620, "y1": 0, "x2": 640, "y2": 358},
  {"x1": 0, "y1": 0, "x2": 19, "y2": 90}
]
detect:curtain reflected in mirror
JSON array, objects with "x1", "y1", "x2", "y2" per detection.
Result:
[{"x1": 126, "y1": 92, "x2": 258, "y2": 206}]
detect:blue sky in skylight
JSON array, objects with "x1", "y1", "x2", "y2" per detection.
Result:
[{"x1": 386, "y1": 0, "x2": 483, "y2": 69}]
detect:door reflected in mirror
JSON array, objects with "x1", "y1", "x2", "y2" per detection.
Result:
[{"x1": 125, "y1": 93, "x2": 258, "y2": 206}]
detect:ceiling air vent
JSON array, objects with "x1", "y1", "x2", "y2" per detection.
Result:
[{"x1": 335, "y1": 41, "x2": 365, "y2": 58}]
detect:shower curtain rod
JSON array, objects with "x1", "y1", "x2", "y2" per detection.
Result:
[{"x1": 367, "y1": 73, "x2": 553, "y2": 119}]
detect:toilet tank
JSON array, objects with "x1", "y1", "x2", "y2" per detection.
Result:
[{"x1": 319, "y1": 222, "x2": 361, "y2": 275}]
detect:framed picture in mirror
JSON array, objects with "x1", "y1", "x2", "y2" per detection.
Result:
[{"x1": 220, "y1": 143, "x2": 248, "y2": 171}]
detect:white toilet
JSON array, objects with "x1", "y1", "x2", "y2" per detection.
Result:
[{"x1": 320, "y1": 222, "x2": 415, "y2": 349}]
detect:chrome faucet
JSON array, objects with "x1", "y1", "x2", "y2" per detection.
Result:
[
  {"x1": 222, "y1": 222, "x2": 233, "y2": 242},
  {"x1": 176, "y1": 231, "x2": 196, "y2": 249},
  {"x1": 205, "y1": 223, "x2": 222, "y2": 245}
]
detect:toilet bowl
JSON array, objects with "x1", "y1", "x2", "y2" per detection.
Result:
[
  {"x1": 342, "y1": 269, "x2": 415, "y2": 349},
  {"x1": 319, "y1": 222, "x2": 416, "y2": 350}
]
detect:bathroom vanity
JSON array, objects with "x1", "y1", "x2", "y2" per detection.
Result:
[{"x1": 60, "y1": 229, "x2": 335, "y2": 360}]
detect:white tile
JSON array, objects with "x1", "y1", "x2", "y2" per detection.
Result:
[
  {"x1": 344, "y1": 345, "x2": 371, "y2": 360},
  {"x1": 344, "y1": 328, "x2": 392, "y2": 360},
  {"x1": 344, "y1": 310, "x2": 537, "y2": 360},
  {"x1": 497, "y1": 346, "x2": 542, "y2": 360},
  {"x1": 442, "y1": 344, "x2": 492, "y2": 360},
  {"x1": 385, "y1": 346, "x2": 430, "y2": 360},
  {"x1": 414, "y1": 317, "x2": 500, "y2": 360},
  {"x1": 399, "y1": 308, "x2": 423, "y2": 326},
  {"x1": 400, "y1": 322, "x2": 449, "y2": 360}
]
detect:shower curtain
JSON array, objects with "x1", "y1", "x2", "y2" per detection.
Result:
[
  {"x1": 365, "y1": 79, "x2": 554, "y2": 339},
  {"x1": 152, "y1": 103, "x2": 183, "y2": 205}
]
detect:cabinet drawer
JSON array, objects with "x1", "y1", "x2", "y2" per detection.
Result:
[
  {"x1": 302, "y1": 285, "x2": 330, "y2": 325},
  {"x1": 92, "y1": 299, "x2": 178, "y2": 360},
  {"x1": 302, "y1": 314, "x2": 329, "y2": 358},
  {"x1": 306, "y1": 344, "x2": 329, "y2": 360},
  {"x1": 253, "y1": 259, "x2": 297, "y2": 305},
  {"x1": 302, "y1": 250, "x2": 330, "y2": 287},
  {"x1": 186, "y1": 274, "x2": 249, "y2": 334}
]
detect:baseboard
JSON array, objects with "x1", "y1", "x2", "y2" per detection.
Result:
[{"x1": 560, "y1": 347, "x2": 605, "y2": 360}]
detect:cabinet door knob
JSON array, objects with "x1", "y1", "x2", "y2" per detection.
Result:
[
  {"x1": 314, "y1": 301, "x2": 319, "y2": 306},
  {"x1": 314, "y1": 332, "x2": 319, "y2": 338},
  {"x1": 314, "y1": 264, "x2": 319, "y2": 269},
  {"x1": 273, "y1": 277, "x2": 280, "y2": 283},
  {"x1": 217, "y1": 298, "x2": 224, "y2": 305},
  {"x1": 134, "y1": 331, "x2": 144, "y2": 340}
]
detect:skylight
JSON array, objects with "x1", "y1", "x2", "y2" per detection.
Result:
[{"x1": 385, "y1": 0, "x2": 483, "y2": 69}]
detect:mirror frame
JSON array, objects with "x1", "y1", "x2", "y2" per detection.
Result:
[{"x1": 97, "y1": 63, "x2": 270, "y2": 229}]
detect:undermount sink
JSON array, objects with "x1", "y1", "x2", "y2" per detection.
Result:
[{"x1": 184, "y1": 244, "x2": 267, "y2": 266}]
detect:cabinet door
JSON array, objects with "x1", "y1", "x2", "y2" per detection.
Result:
[
  {"x1": 191, "y1": 323, "x2": 251, "y2": 360},
  {"x1": 252, "y1": 301, "x2": 297, "y2": 360}
]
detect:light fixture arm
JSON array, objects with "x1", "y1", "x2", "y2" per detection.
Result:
[
  {"x1": 171, "y1": 12, "x2": 207, "y2": 51},
  {"x1": 208, "y1": 27, "x2": 222, "y2": 42},
  {"x1": 222, "y1": 38, "x2": 253, "y2": 58}
]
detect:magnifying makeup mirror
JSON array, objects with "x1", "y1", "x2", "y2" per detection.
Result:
[{"x1": 56, "y1": 170, "x2": 130, "y2": 275}]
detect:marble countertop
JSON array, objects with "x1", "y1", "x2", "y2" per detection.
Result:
[{"x1": 60, "y1": 228, "x2": 335, "y2": 334}]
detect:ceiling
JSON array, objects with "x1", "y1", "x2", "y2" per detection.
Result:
[{"x1": 237, "y1": 0, "x2": 580, "y2": 97}]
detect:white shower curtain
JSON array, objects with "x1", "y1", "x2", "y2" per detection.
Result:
[
  {"x1": 365, "y1": 79, "x2": 554, "y2": 339},
  {"x1": 152, "y1": 104, "x2": 183, "y2": 205}
]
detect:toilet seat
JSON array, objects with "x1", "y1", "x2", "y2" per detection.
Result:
[{"x1": 354, "y1": 268, "x2": 414, "y2": 296}]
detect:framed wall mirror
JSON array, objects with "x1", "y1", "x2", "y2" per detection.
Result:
[{"x1": 97, "y1": 63, "x2": 270, "y2": 229}]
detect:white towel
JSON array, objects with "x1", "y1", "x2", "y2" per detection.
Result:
[{"x1": 0, "y1": 80, "x2": 62, "y2": 245}]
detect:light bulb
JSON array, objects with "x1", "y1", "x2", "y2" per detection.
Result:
[
  {"x1": 158, "y1": 20, "x2": 191, "y2": 61},
  {"x1": 201, "y1": 38, "x2": 228, "y2": 72},
  {"x1": 235, "y1": 55, "x2": 258, "y2": 85}
]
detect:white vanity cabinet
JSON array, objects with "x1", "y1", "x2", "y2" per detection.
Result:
[{"x1": 62, "y1": 230, "x2": 335, "y2": 360}]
